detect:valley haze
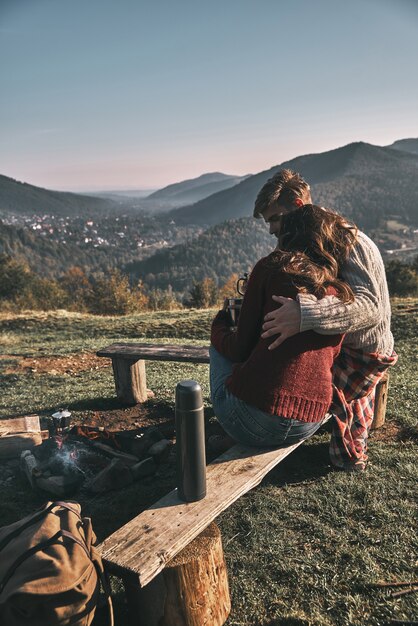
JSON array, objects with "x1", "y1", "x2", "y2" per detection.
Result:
[{"x1": 0, "y1": 139, "x2": 417, "y2": 294}]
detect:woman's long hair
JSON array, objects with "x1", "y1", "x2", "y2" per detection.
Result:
[{"x1": 270, "y1": 204, "x2": 357, "y2": 302}]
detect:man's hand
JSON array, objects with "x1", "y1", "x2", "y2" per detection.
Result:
[{"x1": 261, "y1": 296, "x2": 301, "y2": 350}]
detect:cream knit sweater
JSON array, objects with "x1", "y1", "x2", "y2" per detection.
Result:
[{"x1": 298, "y1": 231, "x2": 394, "y2": 357}]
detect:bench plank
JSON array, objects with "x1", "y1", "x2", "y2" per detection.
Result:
[
  {"x1": 99, "y1": 436, "x2": 310, "y2": 587},
  {"x1": 97, "y1": 343, "x2": 209, "y2": 363}
]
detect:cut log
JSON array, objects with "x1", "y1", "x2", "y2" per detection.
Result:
[
  {"x1": 91, "y1": 441, "x2": 141, "y2": 465},
  {"x1": 371, "y1": 371, "x2": 390, "y2": 430},
  {"x1": 121, "y1": 522, "x2": 230, "y2": 626},
  {"x1": 112, "y1": 358, "x2": 148, "y2": 405},
  {"x1": 0, "y1": 415, "x2": 40, "y2": 435}
]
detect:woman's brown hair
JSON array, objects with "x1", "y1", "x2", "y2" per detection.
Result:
[{"x1": 270, "y1": 204, "x2": 357, "y2": 302}]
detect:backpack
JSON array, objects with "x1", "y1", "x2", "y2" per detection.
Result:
[{"x1": 0, "y1": 501, "x2": 113, "y2": 626}]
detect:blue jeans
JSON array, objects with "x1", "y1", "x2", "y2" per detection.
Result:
[{"x1": 209, "y1": 346, "x2": 323, "y2": 447}]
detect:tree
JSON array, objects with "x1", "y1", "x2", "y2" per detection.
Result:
[
  {"x1": 16, "y1": 277, "x2": 67, "y2": 310},
  {"x1": 90, "y1": 270, "x2": 149, "y2": 315},
  {"x1": 385, "y1": 259, "x2": 418, "y2": 296},
  {"x1": 60, "y1": 267, "x2": 93, "y2": 311},
  {"x1": 0, "y1": 254, "x2": 33, "y2": 300},
  {"x1": 218, "y1": 273, "x2": 239, "y2": 303},
  {"x1": 187, "y1": 278, "x2": 219, "y2": 308},
  {"x1": 147, "y1": 288, "x2": 181, "y2": 311}
]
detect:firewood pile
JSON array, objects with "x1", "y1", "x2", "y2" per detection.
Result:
[{"x1": 0, "y1": 414, "x2": 174, "y2": 497}]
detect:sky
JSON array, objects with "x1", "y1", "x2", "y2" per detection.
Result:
[{"x1": 1, "y1": 0, "x2": 417, "y2": 192}]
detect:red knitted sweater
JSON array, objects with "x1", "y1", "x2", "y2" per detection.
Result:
[{"x1": 211, "y1": 254, "x2": 344, "y2": 423}]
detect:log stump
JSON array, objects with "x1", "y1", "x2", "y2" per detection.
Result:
[
  {"x1": 371, "y1": 371, "x2": 390, "y2": 430},
  {"x1": 122, "y1": 522, "x2": 231, "y2": 626},
  {"x1": 112, "y1": 358, "x2": 148, "y2": 405}
]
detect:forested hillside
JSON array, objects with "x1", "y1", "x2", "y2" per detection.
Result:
[
  {"x1": 0, "y1": 222, "x2": 115, "y2": 276},
  {"x1": 0, "y1": 174, "x2": 122, "y2": 216},
  {"x1": 126, "y1": 217, "x2": 274, "y2": 291},
  {"x1": 388, "y1": 138, "x2": 418, "y2": 155},
  {"x1": 168, "y1": 142, "x2": 418, "y2": 228}
]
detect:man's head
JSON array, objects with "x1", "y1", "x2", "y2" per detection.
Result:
[{"x1": 253, "y1": 169, "x2": 312, "y2": 237}]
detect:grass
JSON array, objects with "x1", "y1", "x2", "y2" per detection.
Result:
[{"x1": 0, "y1": 303, "x2": 417, "y2": 626}]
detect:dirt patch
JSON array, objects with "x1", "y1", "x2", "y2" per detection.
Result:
[
  {"x1": 77, "y1": 401, "x2": 177, "y2": 434},
  {"x1": 1, "y1": 353, "x2": 109, "y2": 376},
  {"x1": 370, "y1": 419, "x2": 401, "y2": 442}
]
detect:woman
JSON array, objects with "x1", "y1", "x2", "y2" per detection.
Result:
[{"x1": 210, "y1": 204, "x2": 356, "y2": 448}]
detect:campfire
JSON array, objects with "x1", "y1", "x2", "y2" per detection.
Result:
[{"x1": 1, "y1": 411, "x2": 174, "y2": 497}]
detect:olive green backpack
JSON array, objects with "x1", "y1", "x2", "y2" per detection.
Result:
[{"x1": 0, "y1": 501, "x2": 113, "y2": 626}]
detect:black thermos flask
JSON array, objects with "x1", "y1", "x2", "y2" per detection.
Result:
[{"x1": 175, "y1": 380, "x2": 206, "y2": 502}]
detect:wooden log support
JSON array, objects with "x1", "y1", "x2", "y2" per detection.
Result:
[
  {"x1": 371, "y1": 371, "x2": 390, "y2": 431},
  {"x1": 121, "y1": 522, "x2": 230, "y2": 626},
  {"x1": 112, "y1": 357, "x2": 148, "y2": 405},
  {"x1": 97, "y1": 343, "x2": 210, "y2": 405},
  {"x1": 99, "y1": 423, "x2": 331, "y2": 586}
]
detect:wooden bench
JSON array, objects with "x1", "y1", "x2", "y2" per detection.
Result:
[
  {"x1": 96, "y1": 343, "x2": 209, "y2": 405},
  {"x1": 96, "y1": 343, "x2": 390, "y2": 430},
  {"x1": 98, "y1": 431, "x2": 316, "y2": 625}
]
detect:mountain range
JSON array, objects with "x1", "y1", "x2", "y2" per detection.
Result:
[
  {"x1": 1, "y1": 138, "x2": 417, "y2": 292},
  {"x1": 168, "y1": 142, "x2": 418, "y2": 228},
  {"x1": 0, "y1": 175, "x2": 121, "y2": 217},
  {"x1": 146, "y1": 172, "x2": 247, "y2": 206},
  {"x1": 0, "y1": 171, "x2": 248, "y2": 217}
]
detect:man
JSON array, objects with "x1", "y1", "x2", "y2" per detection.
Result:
[{"x1": 253, "y1": 169, "x2": 397, "y2": 471}]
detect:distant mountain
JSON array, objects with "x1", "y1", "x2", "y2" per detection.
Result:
[
  {"x1": 146, "y1": 172, "x2": 248, "y2": 207},
  {"x1": 0, "y1": 174, "x2": 121, "y2": 217},
  {"x1": 126, "y1": 217, "x2": 273, "y2": 292},
  {"x1": 168, "y1": 142, "x2": 418, "y2": 229},
  {"x1": 387, "y1": 138, "x2": 418, "y2": 155}
]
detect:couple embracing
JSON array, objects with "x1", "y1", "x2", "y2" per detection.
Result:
[{"x1": 210, "y1": 169, "x2": 397, "y2": 472}]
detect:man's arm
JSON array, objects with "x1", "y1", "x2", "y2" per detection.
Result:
[{"x1": 262, "y1": 232, "x2": 383, "y2": 349}]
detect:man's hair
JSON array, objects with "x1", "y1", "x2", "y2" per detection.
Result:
[{"x1": 253, "y1": 169, "x2": 312, "y2": 217}]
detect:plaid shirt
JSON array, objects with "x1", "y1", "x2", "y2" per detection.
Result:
[{"x1": 330, "y1": 347, "x2": 398, "y2": 468}]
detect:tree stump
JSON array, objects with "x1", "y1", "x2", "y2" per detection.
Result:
[
  {"x1": 122, "y1": 522, "x2": 231, "y2": 626},
  {"x1": 112, "y1": 358, "x2": 148, "y2": 405},
  {"x1": 371, "y1": 371, "x2": 390, "y2": 430}
]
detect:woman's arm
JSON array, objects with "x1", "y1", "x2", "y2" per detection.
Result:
[{"x1": 211, "y1": 260, "x2": 266, "y2": 362}]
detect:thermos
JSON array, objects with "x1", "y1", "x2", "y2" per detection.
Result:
[{"x1": 175, "y1": 380, "x2": 206, "y2": 502}]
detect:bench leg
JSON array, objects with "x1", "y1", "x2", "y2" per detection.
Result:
[
  {"x1": 121, "y1": 522, "x2": 231, "y2": 626},
  {"x1": 112, "y1": 358, "x2": 148, "y2": 405},
  {"x1": 371, "y1": 371, "x2": 390, "y2": 431}
]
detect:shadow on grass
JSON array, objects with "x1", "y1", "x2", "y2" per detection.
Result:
[
  {"x1": 257, "y1": 617, "x2": 310, "y2": 626},
  {"x1": 398, "y1": 424, "x2": 418, "y2": 443},
  {"x1": 262, "y1": 441, "x2": 332, "y2": 487},
  {"x1": 67, "y1": 396, "x2": 128, "y2": 411}
]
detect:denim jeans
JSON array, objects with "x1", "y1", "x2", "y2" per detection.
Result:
[{"x1": 209, "y1": 345, "x2": 323, "y2": 447}]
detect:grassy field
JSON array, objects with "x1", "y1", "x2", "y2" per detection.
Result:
[{"x1": 0, "y1": 303, "x2": 417, "y2": 626}]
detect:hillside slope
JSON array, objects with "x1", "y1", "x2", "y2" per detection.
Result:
[
  {"x1": 387, "y1": 138, "x2": 418, "y2": 155},
  {"x1": 168, "y1": 142, "x2": 418, "y2": 228},
  {"x1": 126, "y1": 217, "x2": 274, "y2": 291},
  {"x1": 0, "y1": 174, "x2": 120, "y2": 216}
]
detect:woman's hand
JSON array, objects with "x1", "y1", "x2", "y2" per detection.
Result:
[{"x1": 261, "y1": 296, "x2": 301, "y2": 349}]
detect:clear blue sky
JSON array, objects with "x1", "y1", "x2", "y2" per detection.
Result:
[{"x1": 1, "y1": 0, "x2": 417, "y2": 191}]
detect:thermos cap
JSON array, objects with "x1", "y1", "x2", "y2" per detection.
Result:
[{"x1": 175, "y1": 380, "x2": 203, "y2": 411}]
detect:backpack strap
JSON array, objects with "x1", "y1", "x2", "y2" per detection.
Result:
[
  {"x1": 90, "y1": 545, "x2": 115, "y2": 626},
  {"x1": 0, "y1": 501, "x2": 81, "y2": 553}
]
